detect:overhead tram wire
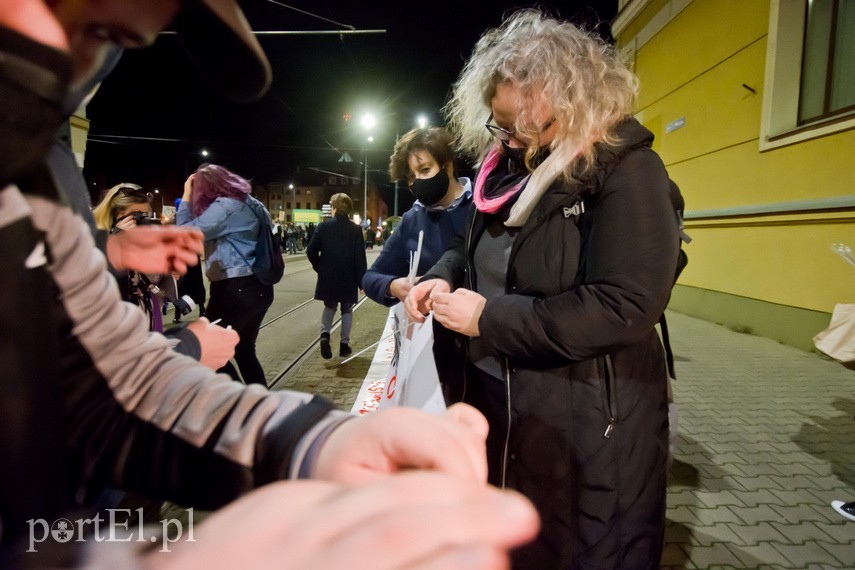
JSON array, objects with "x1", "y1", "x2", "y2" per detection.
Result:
[
  {"x1": 158, "y1": 0, "x2": 385, "y2": 37},
  {"x1": 156, "y1": 3, "x2": 385, "y2": 160},
  {"x1": 261, "y1": 0, "x2": 355, "y2": 31},
  {"x1": 86, "y1": 133, "x2": 332, "y2": 152}
]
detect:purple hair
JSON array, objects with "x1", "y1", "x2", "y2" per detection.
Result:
[{"x1": 190, "y1": 163, "x2": 252, "y2": 217}]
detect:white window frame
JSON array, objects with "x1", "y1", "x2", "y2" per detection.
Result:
[{"x1": 761, "y1": 0, "x2": 855, "y2": 151}]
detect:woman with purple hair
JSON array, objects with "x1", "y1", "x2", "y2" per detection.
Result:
[{"x1": 177, "y1": 164, "x2": 274, "y2": 386}]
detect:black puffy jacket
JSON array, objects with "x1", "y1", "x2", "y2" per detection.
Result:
[{"x1": 427, "y1": 118, "x2": 680, "y2": 568}]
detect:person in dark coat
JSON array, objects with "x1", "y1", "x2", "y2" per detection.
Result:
[
  {"x1": 405, "y1": 10, "x2": 681, "y2": 569},
  {"x1": 307, "y1": 193, "x2": 367, "y2": 358}
]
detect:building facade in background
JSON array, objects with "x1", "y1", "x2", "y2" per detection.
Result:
[{"x1": 614, "y1": 0, "x2": 855, "y2": 350}]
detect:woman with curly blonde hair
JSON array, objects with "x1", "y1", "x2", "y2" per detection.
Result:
[{"x1": 406, "y1": 9, "x2": 682, "y2": 568}]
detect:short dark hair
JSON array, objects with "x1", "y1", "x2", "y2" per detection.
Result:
[
  {"x1": 389, "y1": 127, "x2": 457, "y2": 185},
  {"x1": 330, "y1": 193, "x2": 353, "y2": 215}
]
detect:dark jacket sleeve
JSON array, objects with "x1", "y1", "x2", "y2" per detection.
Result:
[
  {"x1": 306, "y1": 222, "x2": 322, "y2": 270},
  {"x1": 166, "y1": 325, "x2": 202, "y2": 360},
  {"x1": 362, "y1": 214, "x2": 414, "y2": 305},
  {"x1": 354, "y1": 225, "x2": 367, "y2": 286},
  {"x1": 478, "y1": 148, "x2": 680, "y2": 365},
  {"x1": 422, "y1": 231, "x2": 469, "y2": 288}
]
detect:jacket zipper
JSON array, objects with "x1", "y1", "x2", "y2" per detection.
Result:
[
  {"x1": 603, "y1": 354, "x2": 616, "y2": 438},
  {"x1": 461, "y1": 211, "x2": 477, "y2": 403},
  {"x1": 501, "y1": 360, "x2": 512, "y2": 489}
]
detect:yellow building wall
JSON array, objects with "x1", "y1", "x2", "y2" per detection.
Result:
[
  {"x1": 634, "y1": 0, "x2": 769, "y2": 111},
  {"x1": 69, "y1": 112, "x2": 90, "y2": 169},
  {"x1": 617, "y1": 0, "x2": 855, "y2": 324}
]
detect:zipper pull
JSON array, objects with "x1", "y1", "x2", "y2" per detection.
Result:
[{"x1": 604, "y1": 419, "x2": 615, "y2": 438}]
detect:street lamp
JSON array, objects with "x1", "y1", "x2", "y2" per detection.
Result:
[
  {"x1": 417, "y1": 114, "x2": 428, "y2": 129},
  {"x1": 153, "y1": 188, "x2": 164, "y2": 217},
  {"x1": 360, "y1": 113, "x2": 377, "y2": 222}
]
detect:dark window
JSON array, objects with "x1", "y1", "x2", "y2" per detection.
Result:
[{"x1": 799, "y1": 0, "x2": 855, "y2": 123}]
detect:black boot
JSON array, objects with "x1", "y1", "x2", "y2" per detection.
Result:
[
  {"x1": 339, "y1": 342, "x2": 352, "y2": 357},
  {"x1": 319, "y1": 332, "x2": 332, "y2": 359}
]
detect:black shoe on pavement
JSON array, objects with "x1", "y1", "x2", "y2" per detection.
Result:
[
  {"x1": 832, "y1": 500, "x2": 855, "y2": 522},
  {"x1": 339, "y1": 343, "x2": 352, "y2": 358},
  {"x1": 320, "y1": 333, "x2": 332, "y2": 359}
]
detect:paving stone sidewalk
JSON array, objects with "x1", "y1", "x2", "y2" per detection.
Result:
[{"x1": 282, "y1": 305, "x2": 855, "y2": 569}]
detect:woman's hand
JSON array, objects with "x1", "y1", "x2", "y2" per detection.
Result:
[
  {"x1": 404, "y1": 278, "x2": 451, "y2": 323},
  {"x1": 388, "y1": 277, "x2": 414, "y2": 303},
  {"x1": 182, "y1": 173, "x2": 196, "y2": 202},
  {"x1": 430, "y1": 288, "x2": 487, "y2": 337},
  {"x1": 114, "y1": 214, "x2": 138, "y2": 232},
  {"x1": 185, "y1": 318, "x2": 240, "y2": 370}
]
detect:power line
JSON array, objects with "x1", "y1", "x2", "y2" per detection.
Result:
[
  {"x1": 87, "y1": 133, "x2": 332, "y2": 152},
  {"x1": 262, "y1": 0, "x2": 355, "y2": 30}
]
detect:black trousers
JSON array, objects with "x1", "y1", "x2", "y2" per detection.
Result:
[{"x1": 205, "y1": 274, "x2": 273, "y2": 386}]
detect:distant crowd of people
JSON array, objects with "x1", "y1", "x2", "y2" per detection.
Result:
[{"x1": 271, "y1": 220, "x2": 315, "y2": 254}]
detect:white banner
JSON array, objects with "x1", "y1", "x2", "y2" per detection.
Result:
[{"x1": 379, "y1": 303, "x2": 446, "y2": 415}]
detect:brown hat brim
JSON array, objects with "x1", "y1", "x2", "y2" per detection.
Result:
[{"x1": 173, "y1": 0, "x2": 272, "y2": 102}]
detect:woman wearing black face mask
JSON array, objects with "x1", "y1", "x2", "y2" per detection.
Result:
[
  {"x1": 362, "y1": 126, "x2": 473, "y2": 402},
  {"x1": 362, "y1": 127, "x2": 472, "y2": 306}
]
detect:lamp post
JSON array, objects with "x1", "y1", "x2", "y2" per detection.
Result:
[
  {"x1": 360, "y1": 113, "x2": 376, "y2": 223},
  {"x1": 153, "y1": 188, "x2": 164, "y2": 217}
]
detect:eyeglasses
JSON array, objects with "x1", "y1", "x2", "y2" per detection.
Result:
[
  {"x1": 118, "y1": 184, "x2": 153, "y2": 201},
  {"x1": 484, "y1": 112, "x2": 556, "y2": 141}
]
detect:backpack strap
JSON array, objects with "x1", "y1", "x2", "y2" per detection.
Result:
[{"x1": 660, "y1": 313, "x2": 676, "y2": 380}]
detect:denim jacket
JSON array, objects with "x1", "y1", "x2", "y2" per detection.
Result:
[{"x1": 177, "y1": 197, "x2": 260, "y2": 281}]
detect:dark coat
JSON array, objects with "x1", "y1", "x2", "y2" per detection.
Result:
[
  {"x1": 361, "y1": 189, "x2": 472, "y2": 306},
  {"x1": 307, "y1": 213, "x2": 367, "y2": 304},
  {"x1": 425, "y1": 118, "x2": 680, "y2": 569}
]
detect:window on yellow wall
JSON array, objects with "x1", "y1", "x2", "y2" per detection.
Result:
[
  {"x1": 760, "y1": 0, "x2": 855, "y2": 150},
  {"x1": 798, "y1": 0, "x2": 855, "y2": 124}
]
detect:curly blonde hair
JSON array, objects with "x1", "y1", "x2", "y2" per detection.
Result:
[{"x1": 443, "y1": 9, "x2": 638, "y2": 178}]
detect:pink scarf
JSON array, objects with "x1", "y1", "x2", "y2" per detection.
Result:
[{"x1": 473, "y1": 144, "x2": 530, "y2": 214}]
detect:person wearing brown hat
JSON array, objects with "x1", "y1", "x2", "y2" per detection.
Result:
[{"x1": 0, "y1": 1, "x2": 539, "y2": 568}]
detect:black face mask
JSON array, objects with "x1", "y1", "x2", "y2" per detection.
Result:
[
  {"x1": 410, "y1": 167, "x2": 450, "y2": 207},
  {"x1": 0, "y1": 26, "x2": 73, "y2": 186},
  {"x1": 501, "y1": 140, "x2": 551, "y2": 172}
]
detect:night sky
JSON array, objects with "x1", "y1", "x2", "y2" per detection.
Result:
[{"x1": 82, "y1": 0, "x2": 617, "y2": 203}]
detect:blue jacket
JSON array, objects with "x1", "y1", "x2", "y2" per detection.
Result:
[
  {"x1": 177, "y1": 197, "x2": 260, "y2": 282},
  {"x1": 362, "y1": 179, "x2": 472, "y2": 305}
]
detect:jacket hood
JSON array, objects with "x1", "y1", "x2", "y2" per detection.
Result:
[
  {"x1": 526, "y1": 117, "x2": 655, "y2": 220},
  {"x1": 587, "y1": 117, "x2": 654, "y2": 186}
]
